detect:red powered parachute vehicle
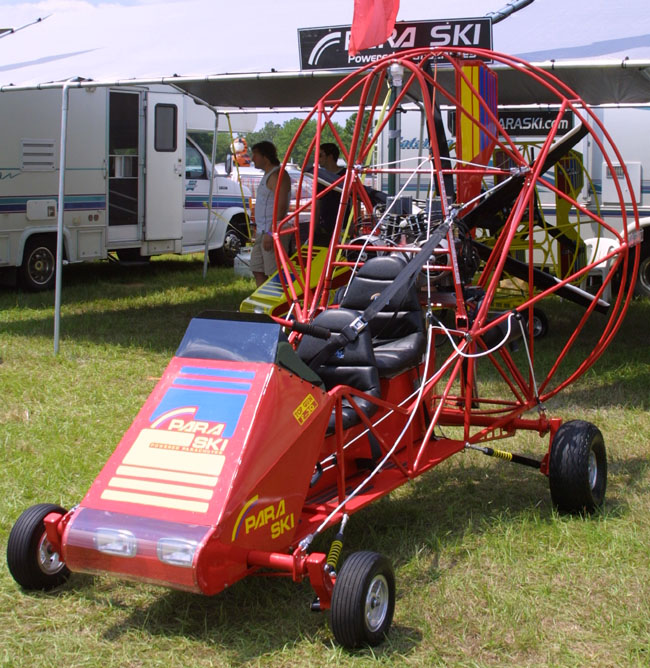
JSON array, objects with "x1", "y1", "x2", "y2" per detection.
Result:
[{"x1": 7, "y1": 49, "x2": 641, "y2": 648}]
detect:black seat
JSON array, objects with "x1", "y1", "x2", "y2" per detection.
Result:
[
  {"x1": 297, "y1": 308, "x2": 380, "y2": 431},
  {"x1": 338, "y1": 255, "x2": 426, "y2": 377}
]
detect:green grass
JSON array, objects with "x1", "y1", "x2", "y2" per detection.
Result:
[{"x1": 1, "y1": 255, "x2": 649, "y2": 667}]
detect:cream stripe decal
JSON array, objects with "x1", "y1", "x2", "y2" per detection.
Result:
[
  {"x1": 101, "y1": 489, "x2": 209, "y2": 513},
  {"x1": 116, "y1": 465, "x2": 218, "y2": 487},
  {"x1": 108, "y1": 476, "x2": 213, "y2": 500}
]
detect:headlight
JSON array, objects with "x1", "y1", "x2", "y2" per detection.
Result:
[
  {"x1": 94, "y1": 528, "x2": 137, "y2": 557},
  {"x1": 156, "y1": 538, "x2": 198, "y2": 568}
]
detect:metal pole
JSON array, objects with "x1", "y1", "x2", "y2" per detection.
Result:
[
  {"x1": 387, "y1": 63, "x2": 404, "y2": 198},
  {"x1": 53, "y1": 82, "x2": 71, "y2": 355},
  {"x1": 202, "y1": 109, "x2": 219, "y2": 279},
  {"x1": 486, "y1": 0, "x2": 536, "y2": 24}
]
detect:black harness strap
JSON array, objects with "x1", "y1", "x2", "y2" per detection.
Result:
[{"x1": 307, "y1": 216, "x2": 453, "y2": 370}]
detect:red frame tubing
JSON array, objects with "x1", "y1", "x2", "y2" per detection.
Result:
[{"x1": 272, "y1": 45, "x2": 637, "y2": 412}]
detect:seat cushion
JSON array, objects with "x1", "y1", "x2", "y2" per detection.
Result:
[{"x1": 373, "y1": 332, "x2": 427, "y2": 377}]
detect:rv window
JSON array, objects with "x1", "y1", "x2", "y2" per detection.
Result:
[
  {"x1": 185, "y1": 141, "x2": 207, "y2": 179},
  {"x1": 154, "y1": 104, "x2": 177, "y2": 152}
]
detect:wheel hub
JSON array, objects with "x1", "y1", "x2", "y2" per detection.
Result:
[
  {"x1": 224, "y1": 232, "x2": 242, "y2": 256},
  {"x1": 29, "y1": 249, "x2": 54, "y2": 285},
  {"x1": 588, "y1": 450, "x2": 598, "y2": 490},
  {"x1": 365, "y1": 574, "x2": 389, "y2": 632},
  {"x1": 37, "y1": 534, "x2": 65, "y2": 576}
]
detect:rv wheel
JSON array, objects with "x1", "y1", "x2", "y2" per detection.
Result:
[
  {"x1": 635, "y1": 242, "x2": 650, "y2": 298},
  {"x1": 527, "y1": 308, "x2": 549, "y2": 339},
  {"x1": 209, "y1": 231, "x2": 242, "y2": 267},
  {"x1": 19, "y1": 236, "x2": 56, "y2": 291}
]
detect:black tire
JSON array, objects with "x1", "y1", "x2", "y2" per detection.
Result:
[
  {"x1": 330, "y1": 551, "x2": 395, "y2": 648},
  {"x1": 529, "y1": 307, "x2": 548, "y2": 339},
  {"x1": 18, "y1": 236, "x2": 57, "y2": 291},
  {"x1": 634, "y1": 244, "x2": 650, "y2": 298},
  {"x1": 209, "y1": 215, "x2": 248, "y2": 267},
  {"x1": 549, "y1": 420, "x2": 607, "y2": 514},
  {"x1": 7, "y1": 503, "x2": 70, "y2": 591}
]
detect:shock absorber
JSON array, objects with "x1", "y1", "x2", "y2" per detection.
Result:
[
  {"x1": 325, "y1": 514, "x2": 349, "y2": 574},
  {"x1": 465, "y1": 443, "x2": 542, "y2": 469}
]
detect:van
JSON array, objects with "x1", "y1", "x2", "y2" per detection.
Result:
[{"x1": 0, "y1": 85, "x2": 253, "y2": 290}]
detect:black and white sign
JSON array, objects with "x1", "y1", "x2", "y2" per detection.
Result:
[
  {"x1": 298, "y1": 19, "x2": 492, "y2": 71},
  {"x1": 498, "y1": 110, "x2": 575, "y2": 136},
  {"x1": 447, "y1": 109, "x2": 574, "y2": 137}
]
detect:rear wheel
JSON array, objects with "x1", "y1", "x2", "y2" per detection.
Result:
[
  {"x1": 549, "y1": 420, "x2": 607, "y2": 514},
  {"x1": 330, "y1": 551, "x2": 395, "y2": 648},
  {"x1": 19, "y1": 236, "x2": 56, "y2": 291},
  {"x1": 528, "y1": 307, "x2": 548, "y2": 339},
  {"x1": 7, "y1": 503, "x2": 70, "y2": 590},
  {"x1": 635, "y1": 244, "x2": 650, "y2": 298}
]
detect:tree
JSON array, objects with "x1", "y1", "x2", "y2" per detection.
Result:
[{"x1": 245, "y1": 117, "x2": 346, "y2": 167}]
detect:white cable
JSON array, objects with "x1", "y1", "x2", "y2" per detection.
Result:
[
  {"x1": 311, "y1": 323, "x2": 436, "y2": 537},
  {"x1": 432, "y1": 310, "x2": 516, "y2": 358}
]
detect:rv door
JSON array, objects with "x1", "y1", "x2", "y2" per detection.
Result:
[{"x1": 145, "y1": 92, "x2": 184, "y2": 241}]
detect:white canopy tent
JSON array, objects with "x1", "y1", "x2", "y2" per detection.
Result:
[
  {"x1": 2, "y1": 0, "x2": 650, "y2": 352},
  {"x1": 2, "y1": 0, "x2": 650, "y2": 104}
]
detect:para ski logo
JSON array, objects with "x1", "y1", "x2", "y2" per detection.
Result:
[
  {"x1": 150, "y1": 407, "x2": 229, "y2": 454},
  {"x1": 307, "y1": 31, "x2": 343, "y2": 66},
  {"x1": 299, "y1": 19, "x2": 492, "y2": 70}
]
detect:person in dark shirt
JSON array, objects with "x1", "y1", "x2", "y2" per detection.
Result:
[{"x1": 313, "y1": 143, "x2": 346, "y2": 246}]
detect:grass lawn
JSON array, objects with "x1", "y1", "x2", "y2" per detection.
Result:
[{"x1": 1, "y1": 255, "x2": 649, "y2": 667}]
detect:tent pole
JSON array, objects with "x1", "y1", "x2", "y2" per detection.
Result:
[
  {"x1": 202, "y1": 109, "x2": 219, "y2": 279},
  {"x1": 54, "y1": 82, "x2": 71, "y2": 355}
]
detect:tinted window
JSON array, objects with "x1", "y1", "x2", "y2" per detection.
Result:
[
  {"x1": 176, "y1": 311, "x2": 282, "y2": 363},
  {"x1": 154, "y1": 104, "x2": 177, "y2": 152}
]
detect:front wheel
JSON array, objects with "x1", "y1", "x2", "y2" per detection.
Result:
[
  {"x1": 549, "y1": 420, "x2": 607, "y2": 514},
  {"x1": 209, "y1": 215, "x2": 249, "y2": 267},
  {"x1": 209, "y1": 230, "x2": 242, "y2": 267},
  {"x1": 329, "y1": 551, "x2": 395, "y2": 648},
  {"x1": 7, "y1": 503, "x2": 70, "y2": 590}
]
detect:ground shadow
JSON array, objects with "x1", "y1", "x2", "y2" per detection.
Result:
[{"x1": 49, "y1": 451, "x2": 644, "y2": 662}]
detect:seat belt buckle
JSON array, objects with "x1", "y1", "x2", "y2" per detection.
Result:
[{"x1": 349, "y1": 316, "x2": 367, "y2": 335}]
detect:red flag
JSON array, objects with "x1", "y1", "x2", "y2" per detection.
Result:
[{"x1": 348, "y1": 0, "x2": 400, "y2": 57}]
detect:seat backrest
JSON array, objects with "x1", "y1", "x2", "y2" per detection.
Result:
[
  {"x1": 297, "y1": 308, "x2": 380, "y2": 412},
  {"x1": 338, "y1": 255, "x2": 423, "y2": 341}
]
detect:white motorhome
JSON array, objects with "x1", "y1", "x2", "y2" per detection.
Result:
[
  {"x1": 379, "y1": 105, "x2": 650, "y2": 297},
  {"x1": 0, "y1": 85, "x2": 253, "y2": 290}
]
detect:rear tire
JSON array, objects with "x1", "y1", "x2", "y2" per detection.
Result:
[
  {"x1": 19, "y1": 236, "x2": 56, "y2": 291},
  {"x1": 529, "y1": 307, "x2": 548, "y2": 339},
  {"x1": 549, "y1": 420, "x2": 607, "y2": 514},
  {"x1": 330, "y1": 551, "x2": 395, "y2": 648},
  {"x1": 7, "y1": 503, "x2": 70, "y2": 590},
  {"x1": 635, "y1": 245, "x2": 650, "y2": 298}
]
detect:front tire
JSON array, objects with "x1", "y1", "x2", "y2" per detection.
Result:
[
  {"x1": 19, "y1": 236, "x2": 56, "y2": 291},
  {"x1": 330, "y1": 551, "x2": 395, "y2": 648},
  {"x1": 7, "y1": 503, "x2": 70, "y2": 590},
  {"x1": 549, "y1": 420, "x2": 607, "y2": 514},
  {"x1": 209, "y1": 215, "x2": 248, "y2": 267}
]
